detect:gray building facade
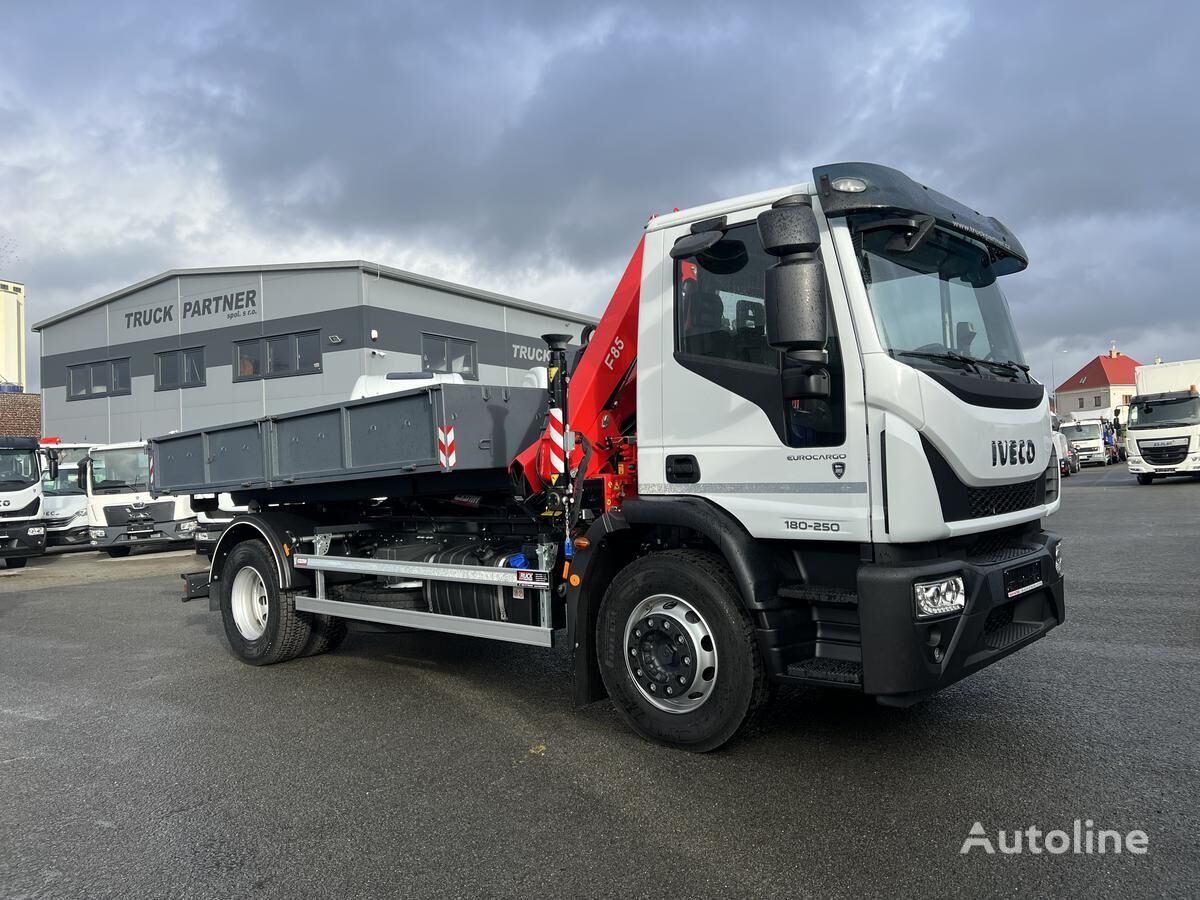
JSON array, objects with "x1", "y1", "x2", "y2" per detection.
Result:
[{"x1": 33, "y1": 261, "x2": 596, "y2": 443}]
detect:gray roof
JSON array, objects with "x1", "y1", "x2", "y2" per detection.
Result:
[{"x1": 31, "y1": 260, "x2": 599, "y2": 332}]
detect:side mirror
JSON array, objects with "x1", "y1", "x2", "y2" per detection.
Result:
[
  {"x1": 46, "y1": 449, "x2": 59, "y2": 482},
  {"x1": 757, "y1": 194, "x2": 829, "y2": 399},
  {"x1": 76, "y1": 459, "x2": 89, "y2": 491}
]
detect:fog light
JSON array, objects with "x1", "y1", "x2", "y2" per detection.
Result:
[
  {"x1": 89, "y1": 528, "x2": 106, "y2": 540},
  {"x1": 27, "y1": 526, "x2": 45, "y2": 536},
  {"x1": 179, "y1": 520, "x2": 198, "y2": 533},
  {"x1": 1054, "y1": 542, "x2": 1063, "y2": 577},
  {"x1": 913, "y1": 575, "x2": 966, "y2": 619}
]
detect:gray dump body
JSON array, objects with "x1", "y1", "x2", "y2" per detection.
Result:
[{"x1": 150, "y1": 383, "x2": 546, "y2": 495}]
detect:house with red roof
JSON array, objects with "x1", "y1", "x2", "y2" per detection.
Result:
[{"x1": 1055, "y1": 346, "x2": 1141, "y2": 417}]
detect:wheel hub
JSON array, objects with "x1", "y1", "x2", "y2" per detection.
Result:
[
  {"x1": 230, "y1": 565, "x2": 269, "y2": 641},
  {"x1": 623, "y1": 594, "x2": 718, "y2": 714}
]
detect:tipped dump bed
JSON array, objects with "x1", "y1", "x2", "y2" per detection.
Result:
[{"x1": 149, "y1": 383, "x2": 546, "y2": 497}]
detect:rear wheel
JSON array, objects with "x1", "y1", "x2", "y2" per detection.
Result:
[
  {"x1": 105, "y1": 547, "x2": 132, "y2": 558},
  {"x1": 5, "y1": 557, "x2": 27, "y2": 569},
  {"x1": 218, "y1": 539, "x2": 312, "y2": 665},
  {"x1": 1136, "y1": 474, "x2": 1155, "y2": 485},
  {"x1": 302, "y1": 615, "x2": 348, "y2": 656},
  {"x1": 597, "y1": 550, "x2": 770, "y2": 752}
]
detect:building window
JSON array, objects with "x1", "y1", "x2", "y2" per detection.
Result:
[
  {"x1": 1094, "y1": 395, "x2": 1103, "y2": 407},
  {"x1": 421, "y1": 334, "x2": 478, "y2": 380},
  {"x1": 1077, "y1": 398, "x2": 1085, "y2": 409},
  {"x1": 67, "y1": 359, "x2": 131, "y2": 400},
  {"x1": 155, "y1": 347, "x2": 206, "y2": 391},
  {"x1": 1123, "y1": 394, "x2": 1132, "y2": 404},
  {"x1": 234, "y1": 331, "x2": 322, "y2": 381}
]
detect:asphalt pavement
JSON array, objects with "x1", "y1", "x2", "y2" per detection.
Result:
[{"x1": 1, "y1": 465, "x2": 1197, "y2": 898}]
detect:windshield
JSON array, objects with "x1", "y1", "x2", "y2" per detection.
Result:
[
  {"x1": 855, "y1": 220, "x2": 1026, "y2": 376},
  {"x1": 91, "y1": 447, "x2": 151, "y2": 494},
  {"x1": 42, "y1": 447, "x2": 89, "y2": 495},
  {"x1": 0, "y1": 449, "x2": 38, "y2": 487},
  {"x1": 1061, "y1": 423, "x2": 1101, "y2": 441},
  {"x1": 1129, "y1": 396, "x2": 1200, "y2": 429}
]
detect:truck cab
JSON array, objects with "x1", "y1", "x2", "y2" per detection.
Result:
[
  {"x1": 1126, "y1": 389, "x2": 1200, "y2": 483},
  {"x1": 80, "y1": 441, "x2": 197, "y2": 557},
  {"x1": 1061, "y1": 420, "x2": 1109, "y2": 467},
  {"x1": 0, "y1": 436, "x2": 54, "y2": 568},
  {"x1": 39, "y1": 440, "x2": 95, "y2": 547}
]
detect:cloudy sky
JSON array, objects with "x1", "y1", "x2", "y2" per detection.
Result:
[{"x1": 2, "y1": 0, "x2": 1196, "y2": 392}]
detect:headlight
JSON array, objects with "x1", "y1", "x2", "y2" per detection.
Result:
[
  {"x1": 27, "y1": 526, "x2": 45, "y2": 536},
  {"x1": 89, "y1": 528, "x2": 106, "y2": 539},
  {"x1": 913, "y1": 575, "x2": 966, "y2": 619},
  {"x1": 178, "y1": 520, "x2": 198, "y2": 533},
  {"x1": 1054, "y1": 542, "x2": 1063, "y2": 577}
]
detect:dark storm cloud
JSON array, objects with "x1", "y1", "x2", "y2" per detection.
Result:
[{"x1": 4, "y1": 0, "x2": 1199, "y2": 390}]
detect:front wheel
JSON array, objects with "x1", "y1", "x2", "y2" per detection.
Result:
[
  {"x1": 5, "y1": 557, "x2": 27, "y2": 569},
  {"x1": 105, "y1": 547, "x2": 132, "y2": 559},
  {"x1": 218, "y1": 539, "x2": 312, "y2": 665},
  {"x1": 597, "y1": 550, "x2": 770, "y2": 752},
  {"x1": 1136, "y1": 474, "x2": 1155, "y2": 485}
]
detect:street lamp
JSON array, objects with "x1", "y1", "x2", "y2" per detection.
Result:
[{"x1": 1050, "y1": 349, "x2": 1069, "y2": 411}]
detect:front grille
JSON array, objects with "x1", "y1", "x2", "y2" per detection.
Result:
[
  {"x1": 0, "y1": 498, "x2": 40, "y2": 519},
  {"x1": 104, "y1": 501, "x2": 176, "y2": 526},
  {"x1": 1138, "y1": 442, "x2": 1188, "y2": 466},
  {"x1": 922, "y1": 437, "x2": 1046, "y2": 522},
  {"x1": 966, "y1": 479, "x2": 1042, "y2": 519},
  {"x1": 967, "y1": 532, "x2": 1036, "y2": 565}
]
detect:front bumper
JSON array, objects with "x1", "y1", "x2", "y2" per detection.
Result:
[
  {"x1": 47, "y1": 523, "x2": 91, "y2": 547},
  {"x1": 90, "y1": 522, "x2": 196, "y2": 550},
  {"x1": 856, "y1": 531, "x2": 1064, "y2": 704},
  {"x1": 1076, "y1": 449, "x2": 1108, "y2": 465},
  {"x1": 0, "y1": 523, "x2": 47, "y2": 559},
  {"x1": 1127, "y1": 455, "x2": 1200, "y2": 475}
]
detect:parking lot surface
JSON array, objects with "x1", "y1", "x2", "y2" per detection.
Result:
[{"x1": 1, "y1": 466, "x2": 1197, "y2": 898}]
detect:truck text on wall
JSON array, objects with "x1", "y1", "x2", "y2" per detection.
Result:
[{"x1": 123, "y1": 290, "x2": 259, "y2": 330}]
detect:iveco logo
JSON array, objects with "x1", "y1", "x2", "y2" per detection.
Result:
[{"x1": 992, "y1": 439, "x2": 1036, "y2": 467}]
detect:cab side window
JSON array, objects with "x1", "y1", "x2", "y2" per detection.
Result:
[{"x1": 674, "y1": 221, "x2": 845, "y2": 448}]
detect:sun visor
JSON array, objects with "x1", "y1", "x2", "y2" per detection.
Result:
[{"x1": 814, "y1": 162, "x2": 1028, "y2": 274}]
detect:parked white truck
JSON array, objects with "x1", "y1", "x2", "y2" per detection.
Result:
[
  {"x1": 0, "y1": 436, "x2": 55, "y2": 568},
  {"x1": 79, "y1": 441, "x2": 197, "y2": 556},
  {"x1": 1126, "y1": 359, "x2": 1200, "y2": 484},
  {"x1": 39, "y1": 439, "x2": 95, "y2": 548}
]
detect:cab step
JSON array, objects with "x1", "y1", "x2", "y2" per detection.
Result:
[{"x1": 785, "y1": 658, "x2": 863, "y2": 686}]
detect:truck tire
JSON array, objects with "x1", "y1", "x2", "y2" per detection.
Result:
[
  {"x1": 1137, "y1": 474, "x2": 1155, "y2": 485},
  {"x1": 302, "y1": 615, "x2": 348, "y2": 656},
  {"x1": 218, "y1": 539, "x2": 312, "y2": 665},
  {"x1": 106, "y1": 547, "x2": 132, "y2": 558},
  {"x1": 596, "y1": 549, "x2": 770, "y2": 752},
  {"x1": 5, "y1": 558, "x2": 27, "y2": 569}
]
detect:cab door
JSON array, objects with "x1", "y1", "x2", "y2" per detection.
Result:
[{"x1": 649, "y1": 207, "x2": 871, "y2": 543}]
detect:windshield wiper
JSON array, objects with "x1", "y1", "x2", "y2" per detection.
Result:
[
  {"x1": 976, "y1": 358, "x2": 1031, "y2": 382},
  {"x1": 892, "y1": 349, "x2": 982, "y2": 374}
]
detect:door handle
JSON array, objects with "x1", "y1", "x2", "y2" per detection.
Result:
[{"x1": 665, "y1": 454, "x2": 700, "y2": 484}]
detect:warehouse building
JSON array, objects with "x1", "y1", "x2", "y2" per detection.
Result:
[{"x1": 32, "y1": 261, "x2": 596, "y2": 443}]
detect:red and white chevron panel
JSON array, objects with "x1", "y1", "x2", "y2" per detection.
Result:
[
  {"x1": 547, "y1": 408, "x2": 565, "y2": 474},
  {"x1": 437, "y1": 426, "x2": 457, "y2": 470}
]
